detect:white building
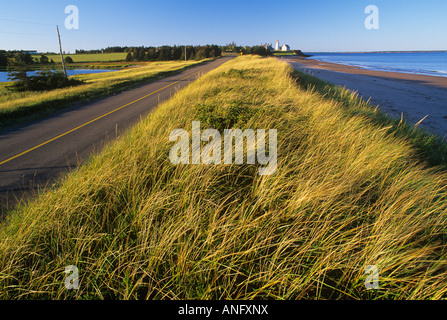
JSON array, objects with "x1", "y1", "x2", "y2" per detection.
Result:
[
  {"x1": 281, "y1": 44, "x2": 290, "y2": 51},
  {"x1": 275, "y1": 40, "x2": 280, "y2": 51}
]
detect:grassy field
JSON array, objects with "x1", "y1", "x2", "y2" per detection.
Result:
[
  {"x1": 0, "y1": 59, "x2": 210, "y2": 128},
  {"x1": 272, "y1": 51, "x2": 296, "y2": 56},
  {"x1": 32, "y1": 52, "x2": 128, "y2": 63},
  {"x1": 0, "y1": 55, "x2": 447, "y2": 299}
]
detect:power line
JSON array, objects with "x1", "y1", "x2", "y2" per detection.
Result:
[
  {"x1": 0, "y1": 16, "x2": 149, "y2": 48},
  {"x1": 0, "y1": 31, "x2": 53, "y2": 36},
  {"x1": 0, "y1": 17, "x2": 56, "y2": 26},
  {"x1": 61, "y1": 29, "x2": 144, "y2": 45},
  {"x1": 1, "y1": 16, "x2": 143, "y2": 44}
]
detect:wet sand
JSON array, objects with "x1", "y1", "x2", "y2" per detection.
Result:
[{"x1": 283, "y1": 56, "x2": 447, "y2": 138}]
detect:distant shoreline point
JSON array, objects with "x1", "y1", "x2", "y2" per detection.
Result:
[{"x1": 272, "y1": 50, "x2": 312, "y2": 58}]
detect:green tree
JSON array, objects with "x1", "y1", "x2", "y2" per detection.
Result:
[
  {"x1": 138, "y1": 49, "x2": 146, "y2": 61},
  {"x1": 0, "y1": 51, "x2": 8, "y2": 67},
  {"x1": 7, "y1": 57, "x2": 30, "y2": 90},
  {"x1": 40, "y1": 55, "x2": 50, "y2": 65},
  {"x1": 146, "y1": 47, "x2": 158, "y2": 61},
  {"x1": 251, "y1": 46, "x2": 272, "y2": 57},
  {"x1": 10, "y1": 52, "x2": 34, "y2": 65},
  {"x1": 158, "y1": 46, "x2": 172, "y2": 61}
]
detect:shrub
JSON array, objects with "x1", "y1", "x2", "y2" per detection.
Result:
[
  {"x1": 39, "y1": 55, "x2": 50, "y2": 65},
  {"x1": 195, "y1": 100, "x2": 256, "y2": 131},
  {"x1": 8, "y1": 69, "x2": 84, "y2": 92}
]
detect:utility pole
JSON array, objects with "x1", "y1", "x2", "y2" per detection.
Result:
[
  {"x1": 185, "y1": 45, "x2": 187, "y2": 62},
  {"x1": 57, "y1": 25, "x2": 68, "y2": 78}
]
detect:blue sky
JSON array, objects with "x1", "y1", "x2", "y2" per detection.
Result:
[{"x1": 0, "y1": 0, "x2": 446, "y2": 53}]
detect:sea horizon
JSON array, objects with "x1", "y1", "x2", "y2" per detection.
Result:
[
  {"x1": 304, "y1": 51, "x2": 447, "y2": 78},
  {"x1": 306, "y1": 50, "x2": 447, "y2": 54}
]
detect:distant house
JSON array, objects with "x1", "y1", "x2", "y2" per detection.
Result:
[
  {"x1": 281, "y1": 44, "x2": 290, "y2": 51},
  {"x1": 264, "y1": 44, "x2": 274, "y2": 52},
  {"x1": 22, "y1": 50, "x2": 39, "y2": 55}
]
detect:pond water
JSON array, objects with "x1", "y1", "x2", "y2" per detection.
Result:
[{"x1": 0, "y1": 69, "x2": 114, "y2": 82}]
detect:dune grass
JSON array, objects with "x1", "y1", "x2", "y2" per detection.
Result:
[
  {"x1": 0, "y1": 55, "x2": 446, "y2": 299},
  {"x1": 0, "y1": 59, "x2": 209, "y2": 128}
]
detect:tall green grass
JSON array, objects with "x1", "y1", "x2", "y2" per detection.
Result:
[{"x1": 0, "y1": 55, "x2": 446, "y2": 299}]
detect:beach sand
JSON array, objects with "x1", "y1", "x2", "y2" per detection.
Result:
[{"x1": 283, "y1": 56, "x2": 447, "y2": 138}]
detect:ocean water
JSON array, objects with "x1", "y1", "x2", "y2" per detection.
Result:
[
  {"x1": 0, "y1": 69, "x2": 113, "y2": 83},
  {"x1": 306, "y1": 52, "x2": 447, "y2": 78}
]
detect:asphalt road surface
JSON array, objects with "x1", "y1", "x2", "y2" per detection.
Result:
[{"x1": 0, "y1": 57, "x2": 233, "y2": 212}]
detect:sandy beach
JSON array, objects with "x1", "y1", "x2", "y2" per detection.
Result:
[{"x1": 283, "y1": 56, "x2": 447, "y2": 138}]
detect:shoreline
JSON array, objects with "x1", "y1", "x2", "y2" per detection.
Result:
[
  {"x1": 284, "y1": 56, "x2": 447, "y2": 138},
  {"x1": 289, "y1": 57, "x2": 447, "y2": 89}
]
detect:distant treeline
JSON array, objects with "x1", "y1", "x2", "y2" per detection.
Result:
[
  {"x1": 75, "y1": 43, "x2": 272, "y2": 59},
  {"x1": 75, "y1": 46, "x2": 128, "y2": 54},
  {"x1": 222, "y1": 42, "x2": 272, "y2": 57},
  {"x1": 241, "y1": 46, "x2": 272, "y2": 56},
  {"x1": 125, "y1": 45, "x2": 222, "y2": 62},
  {"x1": 0, "y1": 50, "x2": 55, "y2": 69},
  {"x1": 0, "y1": 43, "x2": 273, "y2": 68}
]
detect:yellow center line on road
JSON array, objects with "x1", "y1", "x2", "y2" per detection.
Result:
[{"x1": 0, "y1": 65, "x2": 211, "y2": 166}]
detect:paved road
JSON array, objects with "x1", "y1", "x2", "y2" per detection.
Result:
[{"x1": 0, "y1": 57, "x2": 233, "y2": 212}]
